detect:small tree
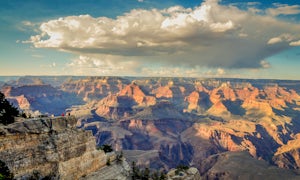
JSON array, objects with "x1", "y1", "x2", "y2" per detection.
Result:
[
  {"x1": 175, "y1": 164, "x2": 189, "y2": 175},
  {"x1": 0, "y1": 92, "x2": 19, "y2": 125},
  {"x1": 98, "y1": 144, "x2": 113, "y2": 153},
  {"x1": 131, "y1": 161, "x2": 141, "y2": 179},
  {"x1": 151, "y1": 171, "x2": 159, "y2": 180},
  {"x1": 142, "y1": 167, "x2": 150, "y2": 180},
  {"x1": 116, "y1": 151, "x2": 123, "y2": 163},
  {"x1": 106, "y1": 158, "x2": 111, "y2": 166},
  {"x1": 159, "y1": 172, "x2": 166, "y2": 180}
]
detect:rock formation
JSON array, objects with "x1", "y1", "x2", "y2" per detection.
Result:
[
  {"x1": 61, "y1": 77, "x2": 128, "y2": 101},
  {"x1": 273, "y1": 133, "x2": 300, "y2": 170},
  {"x1": 0, "y1": 117, "x2": 110, "y2": 179}
]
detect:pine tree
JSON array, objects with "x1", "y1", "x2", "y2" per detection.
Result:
[{"x1": 0, "y1": 92, "x2": 19, "y2": 125}]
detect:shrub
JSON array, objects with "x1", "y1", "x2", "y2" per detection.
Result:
[
  {"x1": 116, "y1": 151, "x2": 123, "y2": 163},
  {"x1": 106, "y1": 158, "x2": 111, "y2": 166},
  {"x1": 97, "y1": 144, "x2": 113, "y2": 153},
  {"x1": 175, "y1": 164, "x2": 189, "y2": 175},
  {"x1": 0, "y1": 160, "x2": 13, "y2": 180}
]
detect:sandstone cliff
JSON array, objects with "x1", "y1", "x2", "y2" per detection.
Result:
[{"x1": 0, "y1": 117, "x2": 109, "y2": 179}]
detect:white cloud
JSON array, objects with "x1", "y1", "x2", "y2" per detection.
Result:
[
  {"x1": 267, "y1": 34, "x2": 294, "y2": 45},
  {"x1": 17, "y1": 20, "x2": 39, "y2": 32},
  {"x1": 162, "y1": 6, "x2": 192, "y2": 14},
  {"x1": 66, "y1": 55, "x2": 143, "y2": 76},
  {"x1": 290, "y1": 40, "x2": 300, "y2": 46},
  {"x1": 26, "y1": 0, "x2": 300, "y2": 75},
  {"x1": 267, "y1": 37, "x2": 282, "y2": 45},
  {"x1": 209, "y1": 20, "x2": 234, "y2": 32},
  {"x1": 217, "y1": 68, "x2": 225, "y2": 75},
  {"x1": 267, "y1": 4, "x2": 300, "y2": 16},
  {"x1": 260, "y1": 60, "x2": 271, "y2": 69},
  {"x1": 247, "y1": 2, "x2": 261, "y2": 6}
]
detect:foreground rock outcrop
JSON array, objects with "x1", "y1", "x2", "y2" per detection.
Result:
[{"x1": 0, "y1": 117, "x2": 109, "y2": 179}]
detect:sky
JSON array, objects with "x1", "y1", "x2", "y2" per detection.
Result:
[{"x1": 0, "y1": 0, "x2": 300, "y2": 80}]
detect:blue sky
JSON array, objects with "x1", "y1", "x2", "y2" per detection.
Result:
[{"x1": 1, "y1": 0, "x2": 300, "y2": 79}]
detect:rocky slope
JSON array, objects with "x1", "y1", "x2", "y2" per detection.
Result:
[
  {"x1": 81, "y1": 159, "x2": 131, "y2": 180},
  {"x1": 273, "y1": 133, "x2": 300, "y2": 169},
  {"x1": 200, "y1": 151, "x2": 299, "y2": 180},
  {"x1": 0, "y1": 117, "x2": 111, "y2": 179}
]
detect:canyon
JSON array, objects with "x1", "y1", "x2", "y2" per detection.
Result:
[{"x1": 1, "y1": 76, "x2": 300, "y2": 178}]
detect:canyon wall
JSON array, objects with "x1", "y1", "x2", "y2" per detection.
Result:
[{"x1": 0, "y1": 117, "x2": 108, "y2": 179}]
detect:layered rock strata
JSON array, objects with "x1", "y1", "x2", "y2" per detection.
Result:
[{"x1": 0, "y1": 117, "x2": 107, "y2": 179}]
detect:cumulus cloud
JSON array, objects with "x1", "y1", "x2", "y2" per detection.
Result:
[{"x1": 26, "y1": 0, "x2": 300, "y2": 74}]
